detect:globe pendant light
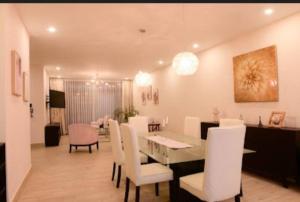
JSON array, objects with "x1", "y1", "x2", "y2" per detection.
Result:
[
  {"x1": 134, "y1": 71, "x2": 152, "y2": 87},
  {"x1": 172, "y1": 52, "x2": 199, "y2": 75},
  {"x1": 134, "y1": 29, "x2": 153, "y2": 87},
  {"x1": 172, "y1": 5, "x2": 199, "y2": 76}
]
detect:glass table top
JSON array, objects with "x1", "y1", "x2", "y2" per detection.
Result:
[{"x1": 138, "y1": 131, "x2": 255, "y2": 165}]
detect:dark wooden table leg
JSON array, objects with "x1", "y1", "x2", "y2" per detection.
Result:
[
  {"x1": 135, "y1": 186, "x2": 140, "y2": 202},
  {"x1": 155, "y1": 183, "x2": 159, "y2": 196}
]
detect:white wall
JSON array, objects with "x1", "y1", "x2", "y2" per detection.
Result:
[
  {"x1": 30, "y1": 65, "x2": 47, "y2": 144},
  {"x1": 134, "y1": 12, "x2": 300, "y2": 134},
  {"x1": 0, "y1": 4, "x2": 31, "y2": 201},
  {"x1": 0, "y1": 6, "x2": 6, "y2": 143}
]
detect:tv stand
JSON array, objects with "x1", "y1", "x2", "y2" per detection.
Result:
[{"x1": 45, "y1": 123, "x2": 61, "y2": 147}]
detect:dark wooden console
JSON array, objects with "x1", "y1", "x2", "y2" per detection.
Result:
[
  {"x1": 0, "y1": 143, "x2": 6, "y2": 201},
  {"x1": 201, "y1": 121, "x2": 300, "y2": 187},
  {"x1": 45, "y1": 123, "x2": 61, "y2": 147}
]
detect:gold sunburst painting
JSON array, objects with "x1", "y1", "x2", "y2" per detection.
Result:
[{"x1": 233, "y1": 45, "x2": 278, "y2": 102}]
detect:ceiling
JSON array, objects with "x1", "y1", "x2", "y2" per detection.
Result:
[{"x1": 16, "y1": 3, "x2": 300, "y2": 79}]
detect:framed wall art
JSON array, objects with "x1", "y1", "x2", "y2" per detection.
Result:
[
  {"x1": 233, "y1": 45, "x2": 278, "y2": 102},
  {"x1": 11, "y1": 50, "x2": 22, "y2": 96},
  {"x1": 153, "y1": 88, "x2": 159, "y2": 105},
  {"x1": 23, "y1": 72, "x2": 29, "y2": 102},
  {"x1": 141, "y1": 90, "x2": 146, "y2": 105},
  {"x1": 269, "y1": 111, "x2": 285, "y2": 127}
]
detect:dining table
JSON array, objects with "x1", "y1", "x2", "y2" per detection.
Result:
[{"x1": 137, "y1": 130, "x2": 255, "y2": 202}]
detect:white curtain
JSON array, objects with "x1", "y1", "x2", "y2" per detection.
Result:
[
  {"x1": 122, "y1": 80, "x2": 134, "y2": 111},
  {"x1": 64, "y1": 79, "x2": 123, "y2": 128}
]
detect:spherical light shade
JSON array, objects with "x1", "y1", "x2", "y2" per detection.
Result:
[
  {"x1": 172, "y1": 52, "x2": 199, "y2": 75},
  {"x1": 134, "y1": 71, "x2": 152, "y2": 87}
]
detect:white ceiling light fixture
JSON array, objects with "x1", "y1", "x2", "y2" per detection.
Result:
[
  {"x1": 172, "y1": 5, "x2": 199, "y2": 76},
  {"x1": 47, "y1": 26, "x2": 56, "y2": 33},
  {"x1": 134, "y1": 71, "x2": 152, "y2": 87},
  {"x1": 134, "y1": 29, "x2": 153, "y2": 87},
  {"x1": 55, "y1": 66, "x2": 61, "y2": 71},
  {"x1": 192, "y1": 43, "x2": 199, "y2": 49},
  {"x1": 172, "y1": 52, "x2": 199, "y2": 75},
  {"x1": 158, "y1": 60, "x2": 164, "y2": 65},
  {"x1": 264, "y1": 8, "x2": 274, "y2": 16},
  {"x1": 57, "y1": 75, "x2": 61, "y2": 78}
]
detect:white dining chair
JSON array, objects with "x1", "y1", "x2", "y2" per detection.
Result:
[
  {"x1": 180, "y1": 125, "x2": 246, "y2": 202},
  {"x1": 120, "y1": 123, "x2": 173, "y2": 202},
  {"x1": 184, "y1": 116, "x2": 200, "y2": 138},
  {"x1": 219, "y1": 118, "x2": 244, "y2": 127},
  {"x1": 108, "y1": 119, "x2": 148, "y2": 188},
  {"x1": 128, "y1": 116, "x2": 149, "y2": 134}
]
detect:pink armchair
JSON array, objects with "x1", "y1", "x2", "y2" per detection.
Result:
[{"x1": 68, "y1": 124, "x2": 99, "y2": 153}]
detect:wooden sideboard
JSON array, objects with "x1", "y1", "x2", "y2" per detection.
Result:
[
  {"x1": 201, "y1": 121, "x2": 300, "y2": 187},
  {"x1": 0, "y1": 143, "x2": 6, "y2": 201}
]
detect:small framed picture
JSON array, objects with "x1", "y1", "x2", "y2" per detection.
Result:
[
  {"x1": 11, "y1": 50, "x2": 22, "y2": 96},
  {"x1": 269, "y1": 111, "x2": 286, "y2": 127},
  {"x1": 23, "y1": 72, "x2": 29, "y2": 102},
  {"x1": 153, "y1": 88, "x2": 159, "y2": 105},
  {"x1": 141, "y1": 90, "x2": 146, "y2": 105}
]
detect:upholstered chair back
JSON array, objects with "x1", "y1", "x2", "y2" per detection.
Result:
[
  {"x1": 120, "y1": 124, "x2": 142, "y2": 184},
  {"x1": 108, "y1": 119, "x2": 125, "y2": 165},
  {"x1": 128, "y1": 116, "x2": 149, "y2": 134},
  {"x1": 184, "y1": 116, "x2": 200, "y2": 138},
  {"x1": 68, "y1": 124, "x2": 98, "y2": 145},
  {"x1": 203, "y1": 126, "x2": 246, "y2": 202},
  {"x1": 219, "y1": 118, "x2": 244, "y2": 127}
]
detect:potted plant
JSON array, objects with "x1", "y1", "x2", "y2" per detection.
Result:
[{"x1": 114, "y1": 107, "x2": 139, "y2": 123}]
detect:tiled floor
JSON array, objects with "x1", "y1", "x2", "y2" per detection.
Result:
[{"x1": 16, "y1": 136, "x2": 300, "y2": 202}]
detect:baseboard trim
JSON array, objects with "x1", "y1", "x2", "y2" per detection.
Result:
[
  {"x1": 31, "y1": 143, "x2": 44, "y2": 148},
  {"x1": 12, "y1": 165, "x2": 32, "y2": 202}
]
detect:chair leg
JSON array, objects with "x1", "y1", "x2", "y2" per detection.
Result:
[
  {"x1": 235, "y1": 195, "x2": 240, "y2": 202},
  {"x1": 116, "y1": 165, "x2": 122, "y2": 188},
  {"x1": 135, "y1": 186, "x2": 140, "y2": 202},
  {"x1": 124, "y1": 177, "x2": 130, "y2": 202},
  {"x1": 69, "y1": 145, "x2": 72, "y2": 153},
  {"x1": 112, "y1": 162, "x2": 116, "y2": 181},
  {"x1": 75, "y1": 145, "x2": 78, "y2": 150},
  {"x1": 89, "y1": 145, "x2": 92, "y2": 153},
  {"x1": 155, "y1": 183, "x2": 159, "y2": 196},
  {"x1": 96, "y1": 142, "x2": 99, "y2": 150},
  {"x1": 239, "y1": 181, "x2": 243, "y2": 197}
]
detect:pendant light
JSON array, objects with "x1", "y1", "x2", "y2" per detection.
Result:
[
  {"x1": 135, "y1": 71, "x2": 153, "y2": 87},
  {"x1": 134, "y1": 29, "x2": 153, "y2": 87},
  {"x1": 172, "y1": 4, "x2": 199, "y2": 76}
]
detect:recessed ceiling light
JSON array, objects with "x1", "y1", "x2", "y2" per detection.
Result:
[
  {"x1": 158, "y1": 60, "x2": 164, "y2": 65},
  {"x1": 57, "y1": 75, "x2": 61, "y2": 78},
  {"x1": 91, "y1": 79, "x2": 96, "y2": 83},
  {"x1": 86, "y1": 82, "x2": 90, "y2": 86},
  {"x1": 55, "y1": 66, "x2": 61, "y2": 71},
  {"x1": 192, "y1": 43, "x2": 199, "y2": 49},
  {"x1": 47, "y1": 26, "x2": 56, "y2": 33},
  {"x1": 264, "y1": 8, "x2": 274, "y2": 16},
  {"x1": 124, "y1": 77, "x2": 129, "y2": 80}
]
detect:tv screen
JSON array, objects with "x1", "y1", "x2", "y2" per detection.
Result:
[{"x1": 50, "y1": 90, "x2": 65, "y2": 108}]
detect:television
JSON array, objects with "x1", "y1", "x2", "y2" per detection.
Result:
[{"x1": 49, "y1": 90, "x2": 65, "y2": 108}]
